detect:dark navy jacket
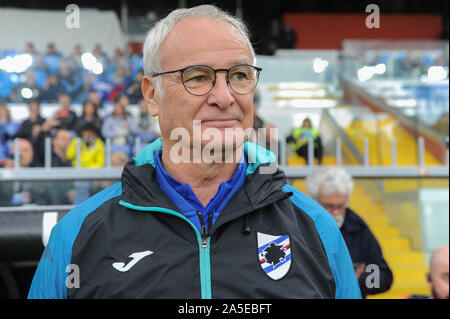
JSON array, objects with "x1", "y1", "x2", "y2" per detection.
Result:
[
  {"x1": 340, "y1": 208, "x2": 393, "y2": 298},
  {"x1": 28, "y1": 139, "x2": 361, "y2": 299}
]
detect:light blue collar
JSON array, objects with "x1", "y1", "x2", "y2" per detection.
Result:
[{"x1": 133, "y1": 138, "x2": 276, "y2": 175}]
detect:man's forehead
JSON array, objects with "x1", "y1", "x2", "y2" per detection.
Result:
[
  {"x1": 318, "y1": 189, "x2": 347, "y2": 202},
  {"x1": 160, "y1": 17, "x2": 252, "y2": 68}
]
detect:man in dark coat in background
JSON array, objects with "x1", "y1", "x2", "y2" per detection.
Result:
[{"x1": 306, "y1": 167, "x2": 393, "y2": 298}]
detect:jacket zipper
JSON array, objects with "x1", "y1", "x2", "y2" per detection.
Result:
[
  {"x1": 118, "y1": 200, "x2": 212, "y2": 299},
  {"x1": 196, "y1": 211, "x2": 211, "y2": 248}
]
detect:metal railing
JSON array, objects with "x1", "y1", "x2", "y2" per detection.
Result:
[{"x1": 1, "y1": 135, "x2": 448, "y2": 181}]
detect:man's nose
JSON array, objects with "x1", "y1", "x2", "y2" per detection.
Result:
[{"x1": 207, "y1": 73, "x2": 235, "y2": 109}]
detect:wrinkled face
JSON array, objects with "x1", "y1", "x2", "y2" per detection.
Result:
[
  {"x1": 143, "y1": 18, "x2": 255, "y2": 158},
  {"x1": 317, "y1": 189, "x2": 347, "y2": 227},
  {"x1": 428, "y1": 248, "x2": 449, "y2": 299}
]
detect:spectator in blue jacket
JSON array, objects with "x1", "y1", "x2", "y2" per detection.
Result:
[
  {"x1": 101, "y1": 95, "x2": 138, "y2": 156},
  {"x1": 0, "y1": 103, "x2": 20, "y2": 160}
]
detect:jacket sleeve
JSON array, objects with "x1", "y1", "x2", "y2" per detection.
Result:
[
  {"x1": 283, "y1": 184, "x2": 362, "y2": 299},
  {"x1": 28, "y1": 182, "x2": 123, "y2": 299},
  {"x1": 358, "y1": 227, "x2": 394, "y2": 297},
  {"x1": 27, "y1": 218, "x2": 72, "y2": 299}
]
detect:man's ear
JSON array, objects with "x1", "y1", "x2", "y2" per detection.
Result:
[{"x1": 141, "y1": 76, "x2": 160, "y2": 117}]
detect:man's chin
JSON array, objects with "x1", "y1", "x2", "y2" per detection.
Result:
[{"x1": 190, "y1": 135, "x2": 245, "y2": 164}]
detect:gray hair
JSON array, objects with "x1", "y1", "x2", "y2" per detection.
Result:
[
  {"x1": 305, "y1": 167, "x2": 354, "y2": 200},
  {"x1": 142, "y1": 4, "x2": 256, "y2": 94}
]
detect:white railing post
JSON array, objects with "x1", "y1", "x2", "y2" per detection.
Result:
[
  {"x1": 363, "y1": 137, "x2": 369, "y2": 167},
  {"x1": 391, "y1": 138, "x2": 397, "y2": 167},
  {"x1": 336, "y1": 138, "x2": 342, "y2": 166}
]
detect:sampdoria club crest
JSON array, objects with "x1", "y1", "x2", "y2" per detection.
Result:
[{"x1": 257, "y1": 232, "x2": 291, "y2": 280}]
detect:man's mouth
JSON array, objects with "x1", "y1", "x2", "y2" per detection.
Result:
[{"x1": 200, "y1": 119, "x2": 239, "y2": 127}]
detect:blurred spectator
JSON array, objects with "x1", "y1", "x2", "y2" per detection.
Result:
[
  {"x1": 251, "y1": 91, "x2": 276, "y2": 148},
  {"x1": 406, "y1": 245, "x2": 449, "y2": 299},
  {"x1": 43, "y1": 43, "x2": 63, "y2": 75},
  {"x1": 125, "y1": 69, "x2": 144, "y2": 104},
  {"x1": 10, "y1": 71, "x2": 42, "y2": 102},
  {"x1": 75, "y1": 100, "x2": 102, "y2": 138},
  {"x1": 0, "y1": 70, "x2": 13, "y2": 101},
  {"x1": 124, "y1": 42, "x2": 138, "y2": 68},
  {"x1": 93, "y1": 43, "x2": 109, "y2": 67},
  {"x1": 88, "y1": 91, "x2": 102, "y2": 109},
  {"x1": 0, "y1": 138, "x2": 72, "y2": 206},
  {"x1": 108, "y1": 48, "x2": 126, "y2": 73},
  {"x1": 0, "y1": 103, "x2": 20, "y2": 162},
  {"x1": 58, "y1": 62, "x2": 85, "y2": 102},
  {"x1": 2, "y1": 42, "x2": 145, "y2": 104},
  {"x1": 66, "y1": 122, "x2": 105, "y2": 204},
  {"x1": 66, "y1": 122, "x2": 105, "y2": 168},
  {"x1": 110, "y1": 151, "x2": 128, "y2": 167},
  {"x1": 3, "y1": 138, "x2": 37, "y2": 169},
  {"x1": 135, "y1": 98, "x2": 159, "y2": 146},
  {"x1": 427, "y1": 245, "x2": 449, "y2": 299},
  {"x1": 108, "y1": 66, "x2": 129, "y2": 101},
  {"x1": 67, "y1": 44, "x2": 84, "y2": 71},
  {"x1": 23, "y1": 42, "x2": 38, "y2": 56},
  {"x1": 32, "y1": 126, "x2": 72, "y2": 168},
  {"x1": 41, "y1": 74, "x2": 66, "y2": 103},
  {"x1": 0, "y1": 139, "x2": 37, "y2": 206},
  {"x1": 53, "y1": 94, "x2": 77, "y2": 132},
  {"x1": 91, "y1": 151, "x2": 129, "y2": 195},
  {"x1": 286, "y1": 118, "x2": 323, "y2": 165},
  {"x1": 110, "y1": 66, "x2": 129, "y2": 85},
  {"x1": 44, "y1": 42, "x2": 63, "y2": 58},
  {"x1": 50, "y1": 129, "x2": 72, "y2": 167},
  {"x1": 101, "y1": 95, "x2": 138, "y2": 156},
  {"x1": 279, "y1": 24, "x2": 297, "y2": 49},
  {"x1": 15, "y1": 100, "x2": 45, "y2": 141},
  {"x1": 31, "y1": 110, "x2": 67, "y2": 164},
  {"x1": 305, "y1": 167, "x2": 393, "y2": 298}
]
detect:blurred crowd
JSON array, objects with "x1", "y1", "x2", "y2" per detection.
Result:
[
  {"x1": 0, "y1": 94, "x2": 160, "y2": 168},
  {"x1": 0, "y1": 93, "x2": 160, "y2": 206},
  {"x1": 0, "y1": 41, "x2": 143, "y2": 104}
]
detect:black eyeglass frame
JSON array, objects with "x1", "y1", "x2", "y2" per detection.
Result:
[{"x1": 152, "y1": 64, "x2": 262, "y2": 96}]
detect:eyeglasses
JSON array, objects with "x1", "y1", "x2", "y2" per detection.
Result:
[
  {"x1": 152, "y1": 64, "x2": 262, "y2": 96},
  {"x1": 320, "y1": 202, "x2": 347, "y2": 212}
]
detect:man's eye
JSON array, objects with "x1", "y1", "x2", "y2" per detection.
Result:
[
  {"x1": 231, "y1": 72, "x2": 248, "y2": 80},
  {"x1": 185, "y1": 75, "x2": 209, "y2": 83}
]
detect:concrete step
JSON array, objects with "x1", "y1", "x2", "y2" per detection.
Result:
[
  {"x1": 371, "y1": 225, "x2": 400, "y2": 238},
  {"x1": 391, "y1": 265, "x2": 428, "y2": 282},
  {"x1": 379, "y1": 238, "x2": 411, "y2": 251},
  {"x1": 385, "y1": 251, "x2": 426, "y2": 266}
]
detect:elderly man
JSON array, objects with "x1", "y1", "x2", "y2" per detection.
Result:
[
  {"x1": 28, "y1": 5, "x2": 360, "y2": 299},
  {"x1": 306, "y1": 167, "x2": 393, "y2": 298}
]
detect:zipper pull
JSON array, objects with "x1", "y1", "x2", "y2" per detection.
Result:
[{"x1": 196, "y1": 211, "x2": 209, "y2": 248}]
